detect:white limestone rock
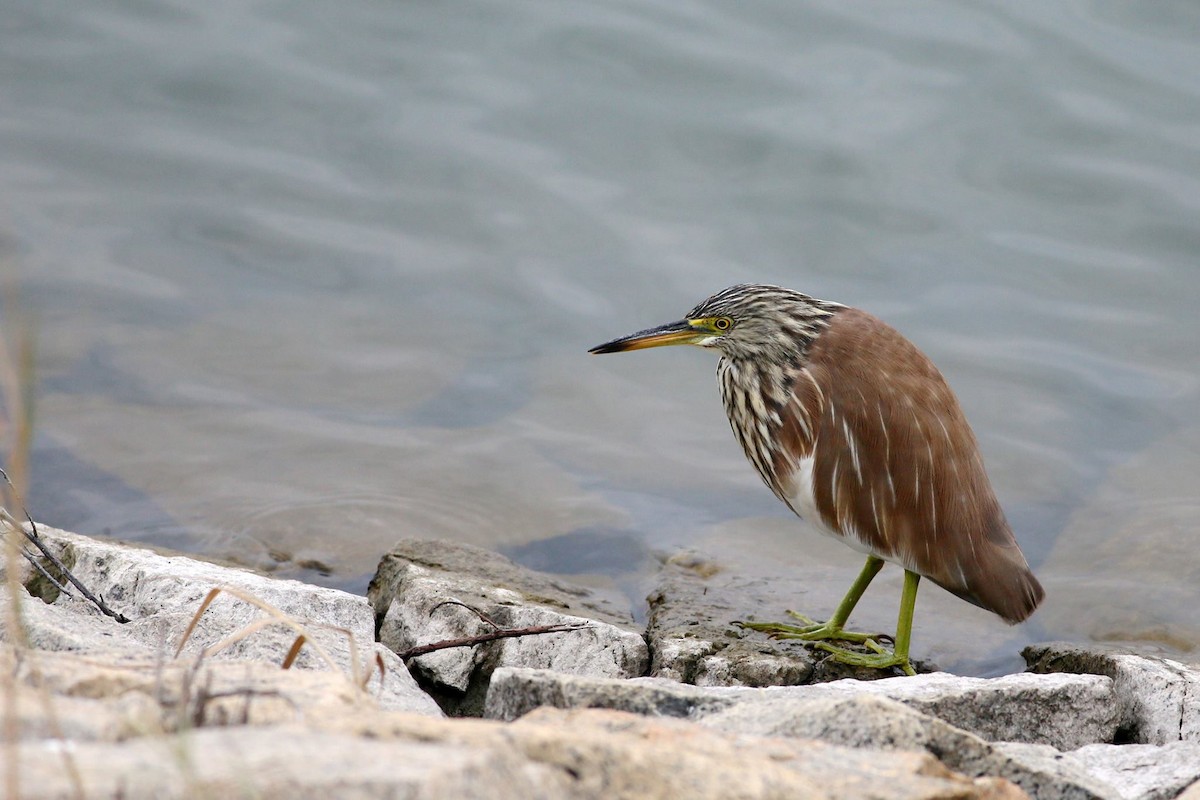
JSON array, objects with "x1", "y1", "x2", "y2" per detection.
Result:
[
  {"x1": 8, "y1": 525, "x2": 441, "y2": 716},
  {"x1": 369, "y1": 539, "x2": 648, "y2": 714},
  {"x1": 1026, "y1": 643, "x2": 1200, "y2": 745}
]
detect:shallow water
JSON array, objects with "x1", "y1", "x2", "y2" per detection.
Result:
[{"x1": 3, "y1": 0, "x2": 1199, "y2": 674}]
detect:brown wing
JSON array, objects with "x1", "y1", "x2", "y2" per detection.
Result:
[{"x1": 775, "y1": 308, "x2": 1043, "y2": 623}]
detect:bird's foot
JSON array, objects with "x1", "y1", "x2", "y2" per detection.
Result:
[
  {"x1": 811, "y1": 640, "x2": 916, "y2": 677},
  {"x1": 738, "y1": 613, "x2": 913, "y2": 675},
  {"x1": 738, "y1": 611, "x2": 882, "y2": 645}
]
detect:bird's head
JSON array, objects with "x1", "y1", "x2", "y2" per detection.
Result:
[{"x1": 589, "y1": 284, "x2": 842, "y2": 363}]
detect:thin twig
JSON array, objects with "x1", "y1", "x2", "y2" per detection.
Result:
[
  {"x1": 429, "y1": 599, "x2": 501, "y2": 630},
  {"x1": 192, "y1": 682, "x2": 298, "y2": 728},
  {"x1": 394, "y1": 621, "x2": 592, "y2": 660},
  {"x1": 0, "y1": 467, "x2": 130, "y2": 623},
  {"x1": 19, "y1": 547, "x2": 74, "y2": 598}
]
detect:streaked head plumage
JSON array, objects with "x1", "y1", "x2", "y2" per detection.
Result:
[
  {"x1": 683, "y1": 284, "x2": 842, "y2": 362},
  {"x1": 588, "y1": 283, "x2": 842, "y2": 362}
]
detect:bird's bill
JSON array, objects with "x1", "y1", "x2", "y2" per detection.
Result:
[{"x1": 589, "y1": 319, "x2": 705, "y2": 354}]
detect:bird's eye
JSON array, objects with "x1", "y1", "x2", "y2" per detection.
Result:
[{"x1": 713, "y1": 317, "x2": 732, "y2": 331}]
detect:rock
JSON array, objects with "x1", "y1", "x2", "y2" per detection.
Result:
[
  {"x1": 891, "y1": 672, "x2": 1116, "y2": 750},
  {"x1": 990, "y1": 741, "x2": 1200, "y2": 800},
  {"x1": 706, "y1": 695, "x2": 1120, "y2": 800},
  {"x1": 3, "y1": 671, "x2": 1027, "y2": 800},
  {"x1": 485, "y1": 667, "x2": 1128, "y2": 799},
  {"x1": 10, "y1": 524, "x2": 1199, "y2": 799},
  {"x1": 4, "y1": 642, "x2": 387, "y2": 741},
  {"x1": 765, "y1": 670, "x2": 1117, "y2": 750},
  {"x1": 512, "y1": 708, "x2": 1027, "y2": 800},
  {"x1": 1067, "y1": 742, "x2": 1200, "y2": 800},
  {"x1": 486, "y1": 666, "x2": 1114, "y2": 749},
  {"x1": 367, "y1": 538, "x2": 635, "y2": 632},
  {"x1": 8, "y1": 525, "x2": 442, "y2": 717},
  {"x1": 987, "y1": 744, "x2": 1122, "y2": 800},
  {"x1": 369, "y1": 539, "x2": 648, "y2": 714},
  {"x1": 705, "y1": 695, "x2": 1128, "y2": 800},
  {"x1": 484, "y1": 667, "x2": 745, "y2": 722},
  {"x1": 0, "y1": 725, "x2": 567, "y2": 800},
  {"x1": 1025, "y1": 642, "x2": 1200, "y2": 744},
  {"x1": 1179, "y1": 779, "x2": 1200, "y2": 800},
  {"x1": 323, "y1": 706, "x2": 1027, "y2": 800},
  {"x1": 647, "y1": 549, "x2": 935, "y2": 686},
  {"x1": 647, "y1": 551, "x2": 817, "y2": 685}
]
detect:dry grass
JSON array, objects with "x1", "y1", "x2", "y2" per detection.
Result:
[
  {"x1": 176, "y1": 585, "x2": 384, "y2": 694},
  {"x1": 1, "y1": 283, "x2": 86, "y2": 800},
  {"x1": 2, "y1": 281, "x2": 30, "y2": 799}
]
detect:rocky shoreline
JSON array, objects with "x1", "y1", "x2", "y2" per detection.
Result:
[{"x1": 2, "y1": 524, "x2": 1199, "y2": 799}]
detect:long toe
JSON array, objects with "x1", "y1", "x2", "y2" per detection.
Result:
[
  {"x1": 813, "y1": 642, "x2": 916, "y2": 676},
  {"x1": 739, "y1": 619, "x2": 885, "y2": 645}
]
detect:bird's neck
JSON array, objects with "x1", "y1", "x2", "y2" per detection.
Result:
[
  {"x1": 719, "y1": 352, "x2": 803, "y2": 402},
  {"x1": 715, "y1": 305, "x2": 841, "y2": 430}
]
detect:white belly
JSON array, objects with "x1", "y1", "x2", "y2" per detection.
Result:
[{"x1": 785, "y1": 454, "x2": 889, "y2": 561}]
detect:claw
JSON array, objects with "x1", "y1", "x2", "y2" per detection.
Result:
[
  {"x1": 738, "y1": 618, "x2": 884, "y2": 645},
  {"x1": 783, "y1": 610, "x2": 819, "y2": 626},
  {"x1": 737, "y1": 620, "x2": 823, "y2": 638},
  {"x1": 737, "y1": 615, "x2": 914, "y2": 676},
  {"x1": 813, "y1": 641, "x2": 916, "y2": 676}
]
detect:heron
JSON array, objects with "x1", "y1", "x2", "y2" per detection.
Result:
[{"x1": 590, "y1": 284, "x2": 1044, "y2": 675}]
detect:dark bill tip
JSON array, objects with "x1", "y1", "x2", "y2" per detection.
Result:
[
  {"x1": 588, "y1": 340, "x2": 629, "y2": 355},
  {"x1": 588, "y1": 319, "x2": 699, "y2": 354}
]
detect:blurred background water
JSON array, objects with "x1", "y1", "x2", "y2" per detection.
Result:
[{"x1": 2, "y1": 0, "x2": 1199, "y2": 675}]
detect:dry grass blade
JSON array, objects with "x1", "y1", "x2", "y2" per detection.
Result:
[
  {"x1": 173, "y1": 587, "x2": 225, "y2": 659},
  {"x1": 1, "y1": 287, "x2": 86, "y2": 799},
  {"x1": 174, "y1": 585, "x2": 371, "y2": 691},
  {"x1": 362, "y1": 651, "x2": 386, "y2": 694},
  {"x1": 281, "y1": 636, "x2": 307, "y2": 670},
  {"x1": 201, "y1": 616, "x2": 294, "y2": 663}
]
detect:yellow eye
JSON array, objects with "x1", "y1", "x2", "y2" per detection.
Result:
[{"x1": 713, "y1": 317, "x2": 733, "y2": 331}]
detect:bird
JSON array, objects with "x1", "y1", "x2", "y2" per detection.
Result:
[{"x1": 589, "y1": 284, "x2": 1044, "y2": 675}]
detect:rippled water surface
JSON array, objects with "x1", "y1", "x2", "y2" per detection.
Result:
[{"x1": 3, "y1": 0, "x2": 1199, "y2": 674}]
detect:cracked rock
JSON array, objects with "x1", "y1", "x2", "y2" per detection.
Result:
[
  {"x1": 707, "y1": 694, "x2": 1120, "y2": 800},
  {"x1": 1025, "y1": 642, "x2": 1200, "y2": 745},
  {"x1": 1066, "y1": 741, "x2": 1200, "y2": 800},
  {"x1": 483, "y1": 667, "x2": 1133, "y2": 799},
  {"x1": 7, "y1": 526, "x2": 440, "y2": 716},
  {"x1": 369, "y1": 539, "x2": 648, "y2": 714},
  {"x1": 761, "y1": 670, "x2": 1117, "y2": 750}
]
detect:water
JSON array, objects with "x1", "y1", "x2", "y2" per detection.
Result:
[{"x1": 3, "y1": 0, "x2": 1199, "y2": 674}]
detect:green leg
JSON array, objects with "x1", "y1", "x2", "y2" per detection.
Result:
[
  {"x1": 893, "y1": 570, "x2": 919, "y2": 661},
  {"x1": 825, "y1": 555, "x2": 885, "y2": 628},
  {"x1": 739, "y1": 558, "x2": 920, "y2": 676},
  {"x1": 739, "y1": 556, "x2": 884, "y2": 644},
  {"x1": 812, "y1": 569, "x2": 920, "y2": 676}
]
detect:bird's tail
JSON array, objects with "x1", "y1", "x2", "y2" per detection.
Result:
[{"x1": 938, "y1": 546, "x2": 1044, "y2": 624}]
